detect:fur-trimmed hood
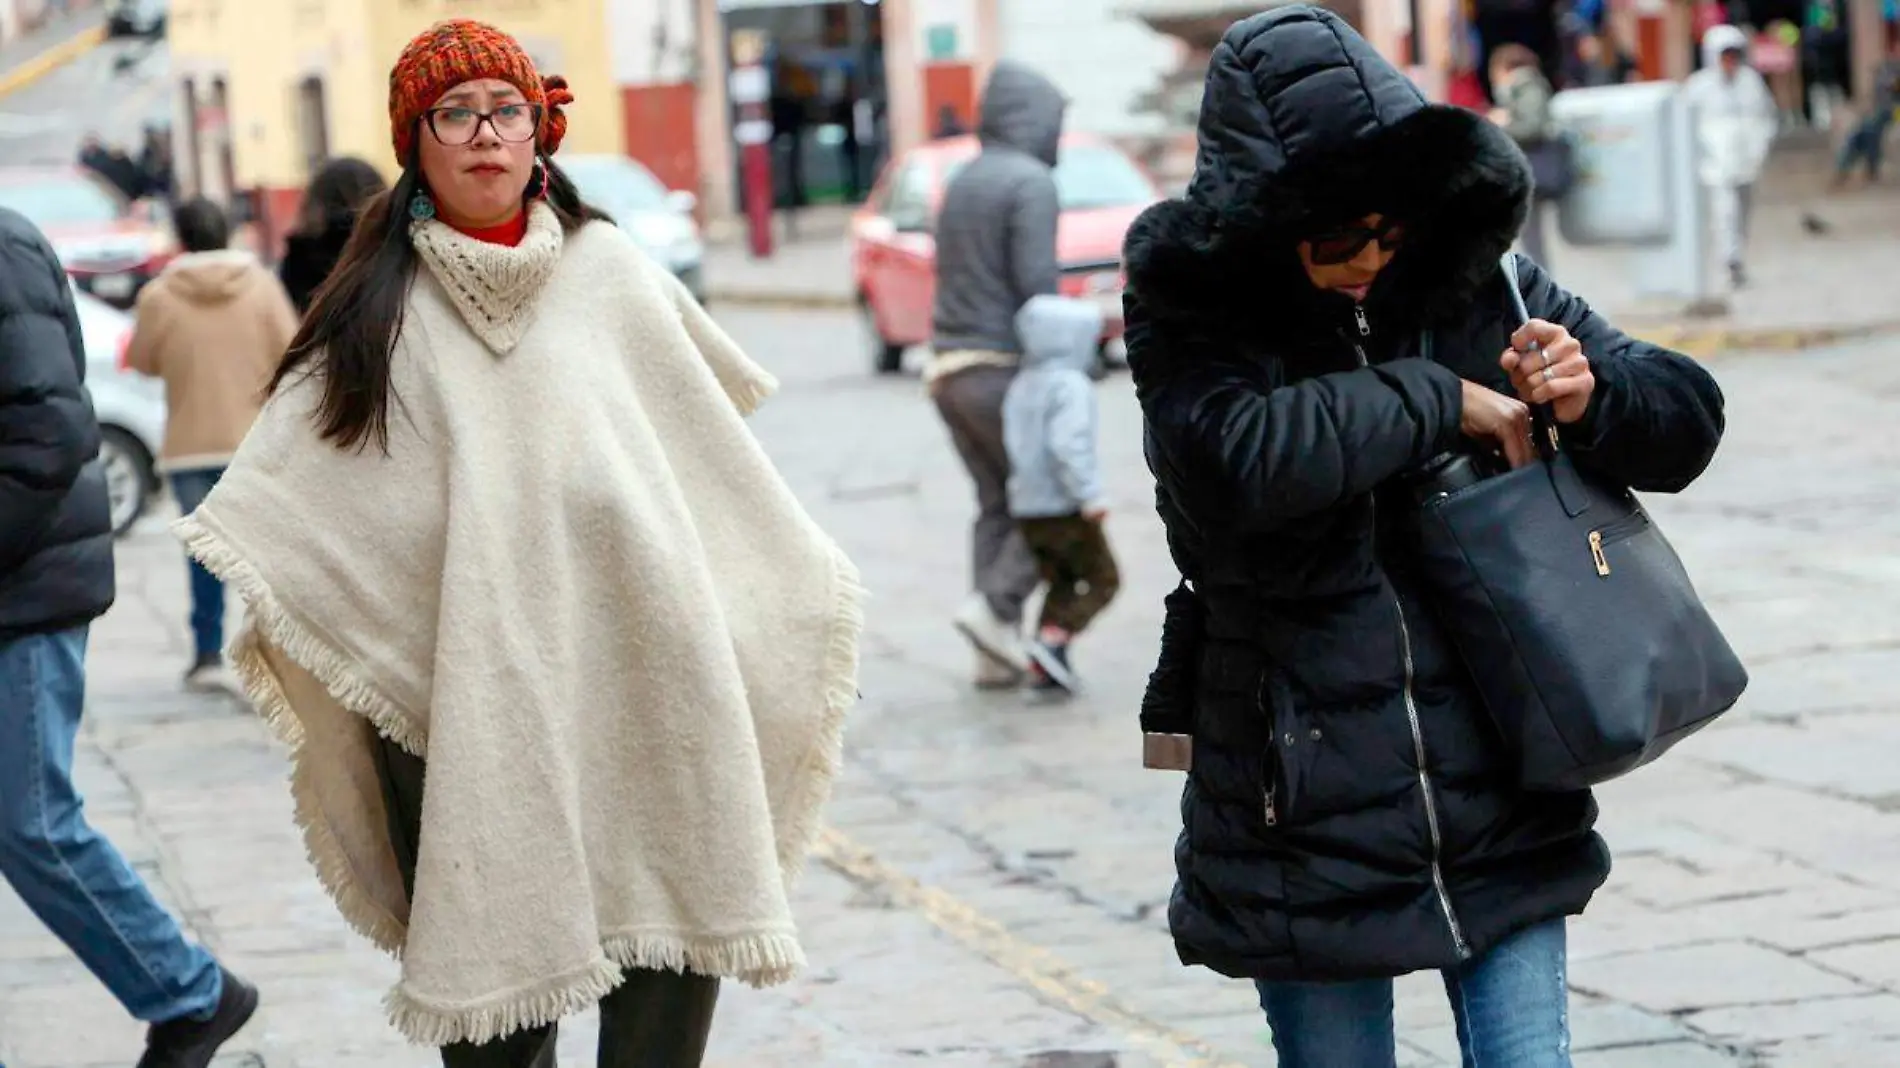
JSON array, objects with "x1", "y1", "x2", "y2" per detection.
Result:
[{"x1": 1123, "y1": 6, "x2": 1533, "y2": 335}]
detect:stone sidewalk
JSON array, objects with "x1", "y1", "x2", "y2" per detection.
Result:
[{"x1": 5, "y1": 308, "x2": 1900, "y2": 1066}]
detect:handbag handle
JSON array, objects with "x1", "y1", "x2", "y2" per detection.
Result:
[
  {"x1": 1499, "y1": 252, "x2": 1565, "y2": 464},
  {"x1": 1499, "y1": 252, "x2": 1594, "y2": 519}
]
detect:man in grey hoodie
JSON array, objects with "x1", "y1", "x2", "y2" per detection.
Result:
[{"x1": 927, "y1": 60, "x2": 1068, "y2": 688}]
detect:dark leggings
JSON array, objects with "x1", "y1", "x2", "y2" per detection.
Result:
[{"x1": 371, "y1": 736, "x2": 721, "y2": 1068}]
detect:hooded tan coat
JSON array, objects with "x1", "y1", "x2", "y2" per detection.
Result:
[{"x1": 125, "y1": 250, "x2": 298, "y2": 472}]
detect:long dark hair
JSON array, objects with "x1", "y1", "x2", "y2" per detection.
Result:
[
  {"x1": 271, "y1": 151, "x2": 609, "y2": 452},
  {"x1": 295, "y1": 157, "x2": 387, "y2": 238}
]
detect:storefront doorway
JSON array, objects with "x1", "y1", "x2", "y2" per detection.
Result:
[{"x1": 720, "y1": 0, "x2": 888, "y2": 211}]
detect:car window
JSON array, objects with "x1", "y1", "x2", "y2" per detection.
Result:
[
  {"x1": 0, "y1": 176, "x2": 126, "y2": 227},
  {"x1": 1055, "y1": 145, "x2": 1158, "y2": 209},
  {"x1": 559, "y1": 156, "x2": 671, "y2": 216},
  {"x1": 941, "y1": 144, "x2": 1154, "y2": 211},
  {"x1": 885, "y1": 163, "x2": 933, "y2": 231}
]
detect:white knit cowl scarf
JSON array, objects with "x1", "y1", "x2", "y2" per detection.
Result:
[{"x1": 176, "y1": 203, "x2": 865, "y2": 1046}]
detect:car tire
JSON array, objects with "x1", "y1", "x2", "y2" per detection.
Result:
[
  {"x1": 860, "y1": 295, "x2": 906, "y2": 375},
  {"x1": 98, "y1": 426, "x2": 154, "y2": 539}
]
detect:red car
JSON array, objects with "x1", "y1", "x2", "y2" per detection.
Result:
[
  {"x1": 850, "y1": 133, "x2": 1160, "y2": 374},
  {"x1": 0, "y1": 166, "x2": 177, "y2": 309}
]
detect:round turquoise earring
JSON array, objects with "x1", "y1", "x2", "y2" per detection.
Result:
[{"x1": 408, "y1": 192, "x2": 436, "y2": 221}]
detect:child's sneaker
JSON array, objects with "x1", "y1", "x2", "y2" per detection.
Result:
[{"x1": 1027, "y1": 636, "x2": 1079, "y2": 695}]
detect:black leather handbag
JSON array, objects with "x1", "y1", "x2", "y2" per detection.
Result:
[{"x1": 1408, "y1": 254, "x2": 1748, "y2": 792}]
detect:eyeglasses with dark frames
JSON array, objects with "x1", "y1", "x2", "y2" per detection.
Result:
[{"x1": 423, "y1": 103, "x2": 544, "y2": 147}]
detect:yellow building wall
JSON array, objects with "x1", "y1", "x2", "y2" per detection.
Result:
[{"x1": 168, "y1": 0, "x2": 623, "y2": 196}]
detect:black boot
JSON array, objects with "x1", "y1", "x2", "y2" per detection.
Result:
[{"x1": 136, "y1": 966, "x2": 259, "y2": 1068}]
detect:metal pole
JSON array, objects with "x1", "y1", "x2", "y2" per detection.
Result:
[
  {"x1": 730, "y1": 28, "x2": 775, "y2": 259},
  {"x1": 1410, "y1": 0, "x2": 1425, "y2": 68}
]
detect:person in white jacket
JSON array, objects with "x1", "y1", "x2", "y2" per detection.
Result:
[{"x1": 1683, "y1": 24, "x2": 1779, "y2": 288}]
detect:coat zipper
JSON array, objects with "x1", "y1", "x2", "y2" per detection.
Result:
[
  {"x1": 1351, "y1": 306, "x2": 1471, "y2": 960},
  {"x1": 1394, "y1": 600, "x2": 1471, "y2": 959},
  {"x1": 1258, "y1": 674, "x2": 1278, "y2": 827}
]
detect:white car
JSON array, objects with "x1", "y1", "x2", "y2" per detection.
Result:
[
  {"x1": 558, "y1": 155, "x2": 705, "y2": 302},
  {"x1": 75, "y1": 287, "x2": 165, "y2": 536}
]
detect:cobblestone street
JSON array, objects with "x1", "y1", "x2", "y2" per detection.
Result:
[{"x1": 4, "y1": 305, "x2": 1899, "y2": 1067}]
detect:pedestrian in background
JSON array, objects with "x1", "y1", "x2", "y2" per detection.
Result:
[
  {"x1": 278, "y1": 156, "x2": 388, "y2": 313},
  {"x1": 1124, "y1": 9, "x2": 1725, "y2": 1062},
  {"x1": 125, "y1": 197, "x2": 298, "y2": 690},
  {"x1": 1830, "y1": 41, "x2": 1900, "y2": 187},
  {"x1": 934, "y1": 103, "x2": 969, "y2": 139},
  {"x1": 928, "y1": 59, "x2": 1067, "y2": 690},
  {"x1": 78, "y1": 132, "x2": 145, "y2": 201},
  {"x1": 137, "y1": 124, "x2": 175, "y2": 203},
  {"x1": 175, "y1": 20, "x2": 862, "y2": 1065},
  {"x1": 0, "y1": 205, "x2": 258, "y2": 1068},
  {"x1": 1488, "y1": 43, "x2": 1561, "y2": 268},
  {"x1": 1002, "y1": 295, "x2": 1120, "y2": 696},
  {"x1": 1683, "y1": 24, "x2": 1778, "y2": 288},
  {"x1": 1568, "y1": 28, "x2": 1639, "y2": 87}
]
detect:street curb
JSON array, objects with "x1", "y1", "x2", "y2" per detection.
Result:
[
  {"x1": 704, "y1": 288, "x2": 855, "y2": 311},
  {"x1": 1638, "y1": 319, "x2": 1900, "y2": 358},
  {"x1": 0, "y1": 22, "x2": 106, "y2": 99}
]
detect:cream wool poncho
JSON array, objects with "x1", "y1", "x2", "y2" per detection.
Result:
[{"x1": 176, "y1": 203, "x2": 864, "y2": 1046}]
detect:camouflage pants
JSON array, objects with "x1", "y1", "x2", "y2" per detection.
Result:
[{"x1": 1019, "y1": 515, "x2": 1121, "y2": 636}]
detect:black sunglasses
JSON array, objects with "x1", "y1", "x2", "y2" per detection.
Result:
[{"x1": 1305, "y1": 217, "x2": 1408, "y2": 266}]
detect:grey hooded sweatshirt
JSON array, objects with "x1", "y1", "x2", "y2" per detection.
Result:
[
  {"x1": 931, "y1": 61, "x2": 1066, "y2": 357},
  {"x1": 1003, "y1": 295, "x2": 1105, "y2": 518}
]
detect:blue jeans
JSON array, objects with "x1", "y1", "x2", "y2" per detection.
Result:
[
  {"x1": 171, "y1": 468, "x2": 226, "y2": 660},
  {"x1": 1258, "y1": 919, "x2": 1570, "y2": 1068},
  {"x1": 0, "y1": 627, "x2": 222, "y2": 1022}
]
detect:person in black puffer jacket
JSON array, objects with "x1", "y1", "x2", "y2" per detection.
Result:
[
  {"x1": 0, "y1": 206, "x2": 259, "y2": 1064},
  {"x1": 1125, "y1": 10, "x2": 1726, "y2": 1064},
  {"x1": 0, "y1": 208, "x2": 114, "y2": 636},
  {"x1": 278, "y1": 156, "x2": 388, "y2": 314}
]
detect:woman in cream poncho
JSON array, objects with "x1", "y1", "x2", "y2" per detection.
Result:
[{"x1": 176, "y1": 20, "x2": 864, "y2": 1066}]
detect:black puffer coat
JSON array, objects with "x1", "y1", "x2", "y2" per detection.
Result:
[
  {"x1": 0, "y1": 207, "x2": 115, "y2": 639},
  {"x1": 1125, "y1": 8, "x2": 1726, "y2": 983}
]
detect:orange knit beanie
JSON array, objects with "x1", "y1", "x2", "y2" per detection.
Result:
[{"x1": 387, "y1": 19, "x2": 574, "y2": 163}]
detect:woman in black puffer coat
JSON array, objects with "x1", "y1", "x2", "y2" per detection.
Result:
[
  {"x1": 1125, "y1": 9, "x2": 1726, "y2": 1065},
  {"x1": 278, "y1": 157, "x2": 387, "y2": 314}
]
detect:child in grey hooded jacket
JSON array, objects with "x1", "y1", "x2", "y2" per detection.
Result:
[{"x1": 1003, "y1": 295, "x2": 1121, "y2": 695}]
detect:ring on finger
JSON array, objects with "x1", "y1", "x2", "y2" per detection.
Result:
[
  {"x1": 1540, "y1": 349, "x2": 1553, "y2": 370},
  {"x1": 1541, "y1": 366, "x2": 1556, "y2": 382}
]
